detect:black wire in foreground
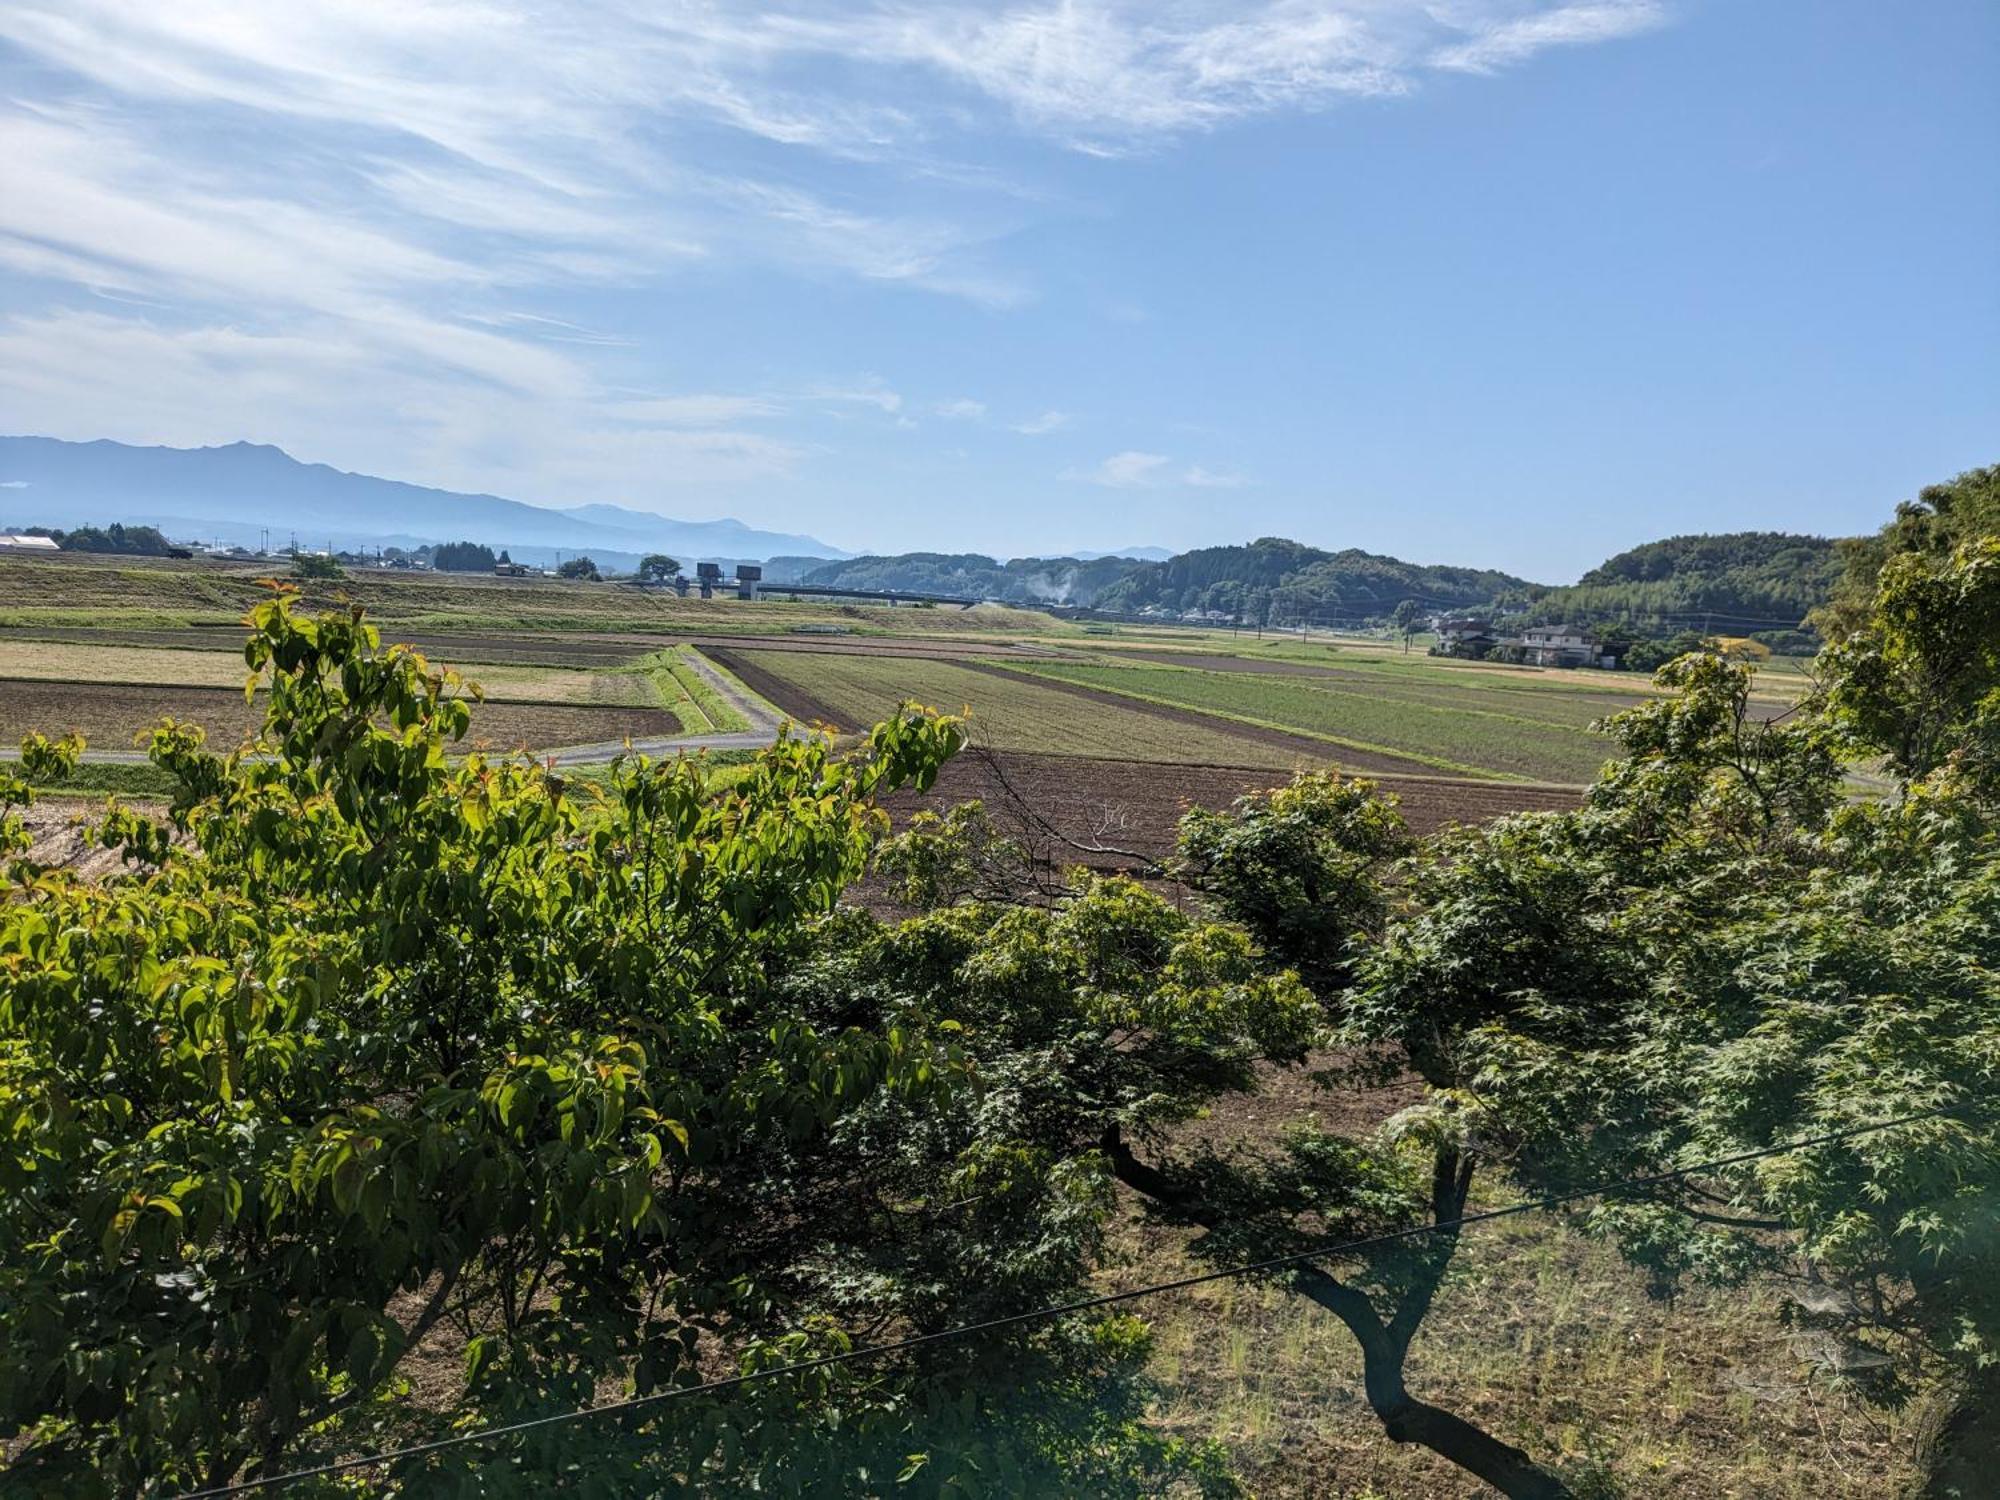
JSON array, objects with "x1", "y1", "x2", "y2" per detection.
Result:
[{"x1": 173, "y1": 1111, "x2": 1944, "y2": 1498}]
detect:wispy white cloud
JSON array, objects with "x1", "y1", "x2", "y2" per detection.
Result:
[
  {"x1": 0, "y1": 1, "x2": 1673, "y2": 509},
  {"x1": 604, "y1": 394, "x2": 785, "y2": 426},
  {"x1": 934, "y1": 397, "x2": 987, "y2": 419},
  {"x1": 804, "y1": 379, "x2": 904, "y2": 415},
  {"x1": 1069, "y1": 450, "x2": 1171, "y2": 487},
  {"x1": 1430, "y1": 2, "x2": 1666, "y2": 75},
  {"x1": 1066, "y1": 451, "x2": 1249, "y2": 488}
]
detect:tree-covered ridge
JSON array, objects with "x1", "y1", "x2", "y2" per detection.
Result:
[
  {"x1": 769, "y1": 529, "x2": 1854, "y2": 632},
  {"x1": 775, "y1": 538, "x2": 1532, "y2": 619},
  {"x1": 1089, "y1": 538, "x2": 1533, "y2": 622},
  {"x1": 1517, "y1": 531, "x2": 1844, "y2": 630},
  {"x1": 796, "y1": 551, "x2": 1146, "y2": 605}
]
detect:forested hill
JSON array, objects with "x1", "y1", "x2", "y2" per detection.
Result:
[
  {"x1": 1090, "y1": 538, "x2": 1535, "y2": 621},
  {"x1": 768, "y1": 530, "x2": 1848, "y2": 630},
  {"x1": 790, "y1": 552, "x2": 1154, "y2": 605},
  {"x1": 1518, "y1": 532, "x2": 1844, "y2": 631}
]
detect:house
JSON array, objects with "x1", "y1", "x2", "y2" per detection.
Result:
[
  {"x1": 1434, "y1": 616, "x2": 1497, "y2": 658},
  {"x1": 1520, "y1": 624, "x2": 1608, "y2": 668},
  {"x1": 0, "y1": 533, "x2": 61, "y2": 553},
  {"x1": 493, "y1": 560, "x2": 529, "y2": 577}
]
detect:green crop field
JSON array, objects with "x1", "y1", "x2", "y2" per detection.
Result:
[
  {"x1": 1006, "y1": 658, "x2": 1620, "y2": 782},
  {"x1": 714, "y1": 648, "x2": 1338, "y2": 768}
]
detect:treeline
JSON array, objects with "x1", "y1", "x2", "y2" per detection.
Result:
[
  {"x1": 18, "y1": 522, "x2": 186, "y2": 557},
  {"x1": 1509, "y1": 531, "x2": 1843, "y2": 634},
  {"x1": 431, "y1": 540, "x2": 497, "y2": 572}
]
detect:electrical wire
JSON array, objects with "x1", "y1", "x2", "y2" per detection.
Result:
[{"x1": 171, "y1": 1110, "x2": 1944, "y2": 1498}]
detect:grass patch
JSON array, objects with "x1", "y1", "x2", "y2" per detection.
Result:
[
  {"x1": 8, "y1": 760, "x2": 179, "y2": 797},
  {"x1": 661, "y1": 648, "x2": 751, "y2": 733}
]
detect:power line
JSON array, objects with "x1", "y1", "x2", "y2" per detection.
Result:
[{"x1": 172, "y1": 1111, "x2": 1944, "y2": 1498}]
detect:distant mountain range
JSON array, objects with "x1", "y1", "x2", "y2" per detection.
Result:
[{"x1": 0, "y1": 436, "x2": 847, "y2": 570}]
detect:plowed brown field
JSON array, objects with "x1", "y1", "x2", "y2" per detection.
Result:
[{"x1": 878, "y1": 749, "x2": 1581, "y2": 871}]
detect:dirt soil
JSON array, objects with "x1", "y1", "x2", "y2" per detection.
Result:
[
  {"x1": 13, "y1": 801, "x2": 173, "y2": 879},
  {"x1": 877, "y1": 749, "x2": 1582, "y2": 872}
]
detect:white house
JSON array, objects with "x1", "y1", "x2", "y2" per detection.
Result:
[
  {"x1": 1520, "y1": 624, "x2": 1607, "y2": 668},
  {"x1": 0, "y1": 534, "x2": 60, "y2": 553}
]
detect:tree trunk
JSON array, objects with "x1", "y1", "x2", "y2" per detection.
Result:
[
  {"x1": 1295, "y1": 1262, "x2": 1576, "y2": 1500},
  {"x1": 1918, "y1": 1363, "x2": 2000, "y2": 1500},
  {"x1": 1102, "y1": 1126, "x2": 1576, "y2": 1499}
]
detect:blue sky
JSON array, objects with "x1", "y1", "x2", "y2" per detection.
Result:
[{"x1": 0, "y1": 0, "x2": 1993, "y2": 579}]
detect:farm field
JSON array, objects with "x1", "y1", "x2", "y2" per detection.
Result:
[
  {"x1": 1007, "y1": 658, "x2": 1625, "y2": 782},
  {"x1": 0, "y1": 680, "x2": 681, "y2": 755},
  {"x1": 0, "y1": 639, "x2": 667, "y2": 706},
  {"x1": 709, "y1": 645, "x2": 1372, "y2": 770},
  {"x1": 0, "y1": 553, "x2": 1062, "y2": 636},
  {"x1": 878, "y1": 749, "x2": 1582, "y2": 873},
  {"x1": 1073, "y1": 628, "x2": 1811, "y2": 709}
]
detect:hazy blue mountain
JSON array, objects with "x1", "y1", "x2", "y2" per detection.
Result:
[{"x1": 0, "y1": 436, "x2": 846, "y2": 566}]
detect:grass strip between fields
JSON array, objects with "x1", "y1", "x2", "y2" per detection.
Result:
[
  {"x1": 980, "y1": 660, "x2": 1521, "y2": 781},
  {"x1": 7, "y1": 760, "x2": 180, "y2": 798},
  {"x1": 659, "y1": 647, "x2": 750, "y2": 733}
]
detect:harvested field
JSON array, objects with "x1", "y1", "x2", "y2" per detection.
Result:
[
  {"x1": 0, "y1": 681, "x2": 679, "y2": 753},
  {"x1": 877, "y1": 750, "x2": 1582, "y2": 871}
]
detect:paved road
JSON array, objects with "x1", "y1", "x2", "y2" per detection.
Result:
[{"x1": 6, "y1": 648, "x2": 787, "y2": 770}]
